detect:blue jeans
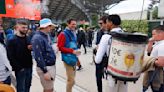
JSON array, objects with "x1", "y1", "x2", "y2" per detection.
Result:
[{"x1": 15, "y1": 68, "x2": 32, "y2": 92}]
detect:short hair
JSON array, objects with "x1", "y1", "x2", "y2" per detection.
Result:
[
  {"x1": 107, "y1": 14, "x2": 121, "y2": 25},
  {"x1": 99, "y1": 15, "x2": 108, "y2": 24},
  {"x1": 67, "y1": 19, "x2": 76, "y2": 24},
  {"x1": 16, "y1": 19, "x2": 28, "y2": 25},
  {"x1": 153, "y1": 25, "x2": 164, "y2": 32}
]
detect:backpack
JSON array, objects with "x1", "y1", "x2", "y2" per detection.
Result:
[{"x1": 100, "y1": 34, "x2": 112, "y2": 79}]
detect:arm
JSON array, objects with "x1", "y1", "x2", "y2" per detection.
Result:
[
  {"x1": 155, "y1": 46, "x2": 164, "y2": 67},
  {"x1": 6, "y1": 39, "x2": 22, "y2": 70},
  {"x1": 57, "y1": 33, "x2": 74, "y2": 53},
  {"x1": 147, "y1": 38, "x2": 155, "y2": 56},
  {"x1": 0, "y1": 44, "x2": 12, "y2": 71},
  {"x1": 155, "y1": 56, "x2": 164, "y2": 67},
  {"x1": 32, "y1": 38, "x2": 48, "y2": 73},
  {"x1": 95, "y1": 35, "x2": 110, "y2": 64}
]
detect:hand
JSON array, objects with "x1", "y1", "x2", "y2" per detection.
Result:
[
  {"x1": 149, "y1": 37, "x2": 155, "y2": 43},
  {"x1": 43, "y1": 72, "x2": 52, "y2": 81},
  {"x1": 155, "y1": 56, "x2": 164, "y2": 67},
  {"x1": 73, "y1": 50, "x2": 81, "y2": 56},
  {"x1": 27, "y1": 45, "x2": 32, "y2": 50}
]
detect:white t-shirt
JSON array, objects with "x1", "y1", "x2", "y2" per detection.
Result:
[
  {"x1": 95, "y1": 27, "x2": 123, "y2": 64},
  {"x1": 151, "y1": 40, "x2": 164, "y2": 57},
  {"x1": 0, "y1": 43, "x2": 12, "y2": 81}
]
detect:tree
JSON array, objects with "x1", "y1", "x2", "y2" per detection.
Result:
[{"x1": 152, "y1": 6, "x2": 158, "y2": 19}]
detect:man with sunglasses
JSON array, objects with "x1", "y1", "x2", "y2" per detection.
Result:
[{"x1": 94, "y1": 16, "x2": 108, "y2": 92}]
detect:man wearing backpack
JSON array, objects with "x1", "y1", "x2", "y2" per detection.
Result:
[
  {"x1": 95, "y1": 14, "x2": 124, "y2": 92},
  {"x1": 31, "y1": 18, "x2": 57, "y2": 92},
  {"x1": 57, "y1": 19, "x2": 81, "y2": 92}
]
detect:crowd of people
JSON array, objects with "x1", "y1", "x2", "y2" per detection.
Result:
[{"x1": 0, "y1": 14, "x2": 164, "y2": 92}]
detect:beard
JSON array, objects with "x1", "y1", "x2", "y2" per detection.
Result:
[{"x1": 19, "y1": 31, "x2": 27, "y2": 35}]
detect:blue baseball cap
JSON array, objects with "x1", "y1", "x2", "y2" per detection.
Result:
[{"x1": 39, "y1": 18, "x2": 56, "y2": 28}]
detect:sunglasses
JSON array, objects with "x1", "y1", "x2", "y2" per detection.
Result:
[{"x1": 99, "y1": 22, "x2": 103, "y2": 25}]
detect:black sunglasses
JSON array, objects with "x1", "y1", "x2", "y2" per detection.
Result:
[{"x1": 99, "y1": 22, "x2": 103, "y2": 25}]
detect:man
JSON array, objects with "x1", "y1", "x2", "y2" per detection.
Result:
[
  {"x1": 77, "y1": 27, "x2": 86, "y2": 54},
  {"x1": 0, "y1": 20, "x2": 12, "y2": 85},
  {"x1": 92, "y1": 16, "x2": 108, "y2": 64},
  {"x1": 95, "y1": 14, "x2": 124, "y2": 92},
  {"x1": 31, "y1": 18, "x2": 56, "y2": 92},
  {"x1": 57, "y1": 19, "x2": 81, "y2": 92},
  {"x1": 6, "y1": 19, "x2": 33, "y2": 92},
  {"x1": 143, "y1": 25, "x2": 164, "y2": 92},
  {"x1": 94, "y1": 15, "x2": 108, "y2": 92}
]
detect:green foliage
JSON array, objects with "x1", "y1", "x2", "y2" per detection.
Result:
[
  {"x1": 61, "y1": 23, "x2": 67, "y2": 29},
  {"x1": 121, "y1": 20, "x2": 148, "y2": 34},
  {"x1": 152, "y1": 6, "x2": 158, "y2": 19},
  {"x1": 91, "y1": 14, "x2": 98, "y2": 26},
  {"x1": 78, "y1": 24, "x2": 89, "y2": 29}
]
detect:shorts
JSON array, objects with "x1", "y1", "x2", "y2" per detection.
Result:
[{"x1": 36, "y1": 65, "x2": 56, "y2": 90}]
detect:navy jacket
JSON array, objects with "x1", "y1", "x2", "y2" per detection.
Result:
[{"x1": 31, "y1": 31, "x2": 56, "y2": 73}]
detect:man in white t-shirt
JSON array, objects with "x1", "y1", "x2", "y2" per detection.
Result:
[
  {"x1": 95, "y1": 14, "x2": 125, "y2": 92},
  {"x1": 143, "y1": 25, "x2": 164, "y2": 92}
]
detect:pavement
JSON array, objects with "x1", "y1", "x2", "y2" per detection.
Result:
[{"x1": 12, "y1": 46, "x2": 153, "y2": 92}]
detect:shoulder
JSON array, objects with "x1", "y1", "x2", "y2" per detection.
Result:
[
  {"x1": 58, "y1": 32, "x2": 65, "y2": 38},
  {"x1": 157, "y1": 41, "x2": 164, "y2": 49},
  {"x1": 101, "y1": 34, "x2": 111, "y2": 40},
  {"x1": 7, "y1": 35, "x2": 17, "y2": 43},
  {"x1": 32, "y1": 33, "x2": 42, "y2": 40}
]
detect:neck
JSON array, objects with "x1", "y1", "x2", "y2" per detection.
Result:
[
  {"x1": 40, "y1": 29, "x2": 48, "y2": 34},
  {"x1": 16, "y1": 31, "x2": 26, "y2": 37},
  {"x1": 67, "y1": 27, "x2": 74, "y2": 31},
  {"x1": 112, "y1": 25, "x2": 119, "y2": 29}
]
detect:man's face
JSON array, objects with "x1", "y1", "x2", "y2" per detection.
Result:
[
  {"x1": 17, "y1": 24, "x2": 28, "y2": 35},
  {"x1": 67, "y1": 20, "x2": 77, "y2": 31},
  {"x1": 106, "y1": 20, "x2": 113, "y2": 30},
  {"x1": 152, "y1": 30, "x2": 164, "y2": 41},
  {"x1": 99, "y1": 20, "x2": 106, "y2": 30},
  {"x1": 46, "y1": 25, "x2": 53, "y2": 33}
]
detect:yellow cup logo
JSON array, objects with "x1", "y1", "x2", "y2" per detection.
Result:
[{"x1": 124, "y1": 53, "x2": 135, "y2": 68}]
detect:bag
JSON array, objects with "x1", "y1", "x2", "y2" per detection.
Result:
[
  {"x1": 100, "y1": 53, "x2": 109, "y2": 79},
  {"x1": 100, "y1": 53, "x2": 109, "y2": 68},
  {"x1": 62, "y1": 31, "x2": 78, "y2": 66}
]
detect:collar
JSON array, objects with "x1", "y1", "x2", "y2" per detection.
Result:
[
  {"x1": 110, "y1": 27, "x2": 122, "y2": 32},
  {"x1": 37, "y1": 31, "x2": 48, "y2": 38},
  {"x1": 154, "y1": 40, "x2": 164, "y2": 46}
]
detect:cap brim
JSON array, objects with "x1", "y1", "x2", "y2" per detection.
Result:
[{"x1": 40, "y1": 23, "x2": 57, "y2": 28}]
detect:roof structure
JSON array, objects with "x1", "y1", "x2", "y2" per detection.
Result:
[{"x1": 44, "y1": 0, "x2": 124, "y2": 22}]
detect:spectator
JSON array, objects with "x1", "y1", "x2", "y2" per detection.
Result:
[
  {"x1": 0, "y1": 23, "x2": 12, "y2": 85},
  {"x1": 31, "y1": 18, "x2": 57, "y2": 92},
  {"x1": 6, "y1": 19, "x2": 33, "y2": 92},
  {"x1": 57, "y1": 19, "x2": 81, "y2": 92},
  {"x1": 143, "y1": 25, "x2": 164, "y2": 92}
]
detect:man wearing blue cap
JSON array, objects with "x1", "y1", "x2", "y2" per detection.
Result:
[{"x1": 31, "y1": 18, "x2": 57, "y2": 92}]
